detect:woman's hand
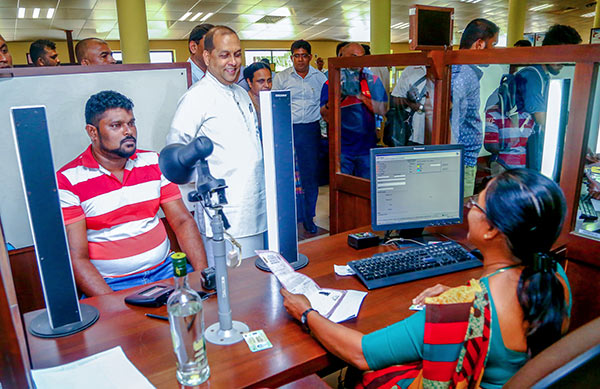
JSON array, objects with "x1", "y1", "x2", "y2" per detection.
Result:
[
  {"x1": 412, "y1": 284, "x2": 450, "y2": 305},
  {"x1": 280, "y1": 288, "x2": 312, "y2": 321}
]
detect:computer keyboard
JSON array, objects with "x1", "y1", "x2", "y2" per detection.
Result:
[
  {"x1": 579, "y1": 194, "x2": 598, "y2": 221},
  {"x1": 347, "y1": 240, "x2": 482, "y2": 290}
]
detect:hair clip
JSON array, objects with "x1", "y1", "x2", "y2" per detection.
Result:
[{"x1": 532, "y1": 252, "x2": 557, "y2": 273}]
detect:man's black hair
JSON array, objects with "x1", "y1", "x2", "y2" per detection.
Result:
[
  {"x1": 335, "y1": 41, "x2": 349, "y2": 56},
  {"x1": 514, "y1": 39, "x2": 532, "y2": 47},
  {"x1": 459, "y1": 19, "x2": 499, "y2": 49},
  {"x1": 361, "y1": 44, "x2": 371, "y2": 55},
  {"x1": 542, "y1": 25, "x2": 582, "y2": 46},
  {"x1": 243, "y1": 61, "x2": 271, "y2": 82},
  {"x1": 189, "y1": 23, "x2": 214, "y2": 44},
  {"x1": 30, "y1": 39, "x2": 56, "y2": 64},
  {"x1": 260, "y1": 57, "x2": 270, "y2": 65},
  {"x1": 291, "y1": 40, "x2": 311, "y2": 54},
  {"x1": 85, "y1": 90, "x2": 134, "y2": 127},
  {"x1": 204, "y1": 25, "x2": 238, "y2": 52}
]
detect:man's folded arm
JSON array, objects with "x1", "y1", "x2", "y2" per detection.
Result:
[
  {"x1": 65, "y1": 219, "x2": 113, "y2": 296},
  {"x1": 161, "y1": 198, "x2": 208, "y2": 271}
]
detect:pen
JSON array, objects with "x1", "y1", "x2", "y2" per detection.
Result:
[{"x1": 146, "y1": 313, "x2": 169, "y2": 321}]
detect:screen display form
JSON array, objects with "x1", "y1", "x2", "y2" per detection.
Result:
[{"x1": 371, "y1": 145, "x2": 464, "y2": 231}]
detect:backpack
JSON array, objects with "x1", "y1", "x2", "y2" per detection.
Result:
[
  {"x1": 383, "y1": 75, "x2": 427, "y2": 147},
  {"x1": 485, "y1": 66, "x2": 544, "y2": 126}
]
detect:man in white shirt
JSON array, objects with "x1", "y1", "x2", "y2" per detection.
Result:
[
  {"x1": 391, "y1": 66, "x2": 429, "y2": 144},
  {"x1": 272, "y1": 40, "x2": 327, "y2": 233},
  {"x1": 168, "y1": 26, "x2": 266, "y2": 264},
  {"x1": 187, "y1": 23, "x2": 214, "y2": 84}
]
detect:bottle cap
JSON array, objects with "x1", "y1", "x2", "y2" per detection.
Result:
[{"x1": 171, "y1": 252, "x2": 188, "y2": 277}]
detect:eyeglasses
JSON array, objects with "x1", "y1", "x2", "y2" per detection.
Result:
[
  {"x1": 466, "y1": 195, "x2": 487, "y2": 216},
  {"x1": 292, "y1": 53, "x2": 310, "y2": 59}
]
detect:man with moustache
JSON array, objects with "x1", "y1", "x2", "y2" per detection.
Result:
[
  {"x1": 187, "y1": 23, "x2": 214, "y2": 84},
  {"x1": 30, "y1": 39, "x2": 60, "y2": 66},
  {"x1": 272, "y1": 40, "x2": 326, "y2": 233},
  {"x1": 0, "y1": 34, "x2": 13, "y2": 68},
  {"x1": 57, "y1": 91, "x2": 207, "y2": 296},
  {"x1": 168, "y1": 26, "x2": 266, "y2": 264},
  {"x1": 515, "y1": 24, "x2": 582, "y2": 171},
  {"x1": 75, "y1": 38, "x2": 116, "y2": 65}
]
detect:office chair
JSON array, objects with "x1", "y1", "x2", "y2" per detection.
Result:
[{"x1": 504, "y1": 316, "x2": 600, "y2": 388}]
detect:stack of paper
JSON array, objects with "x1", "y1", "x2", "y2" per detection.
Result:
[
  {"x1": 257, "y1": 250, "x2": 367, "y2": 323},
  {"x1": 31, "y1": 346, "x2": 155, "y2": 389}
]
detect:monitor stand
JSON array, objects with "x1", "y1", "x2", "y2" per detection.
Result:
[{"x1": 385, "y1": 229, "x2": 444, "y2": 248}]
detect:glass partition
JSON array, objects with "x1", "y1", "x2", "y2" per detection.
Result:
[
  {"x1": 331, "y1": 64, "x2": 432, "y2": 179},
  {"x1": 574, "y1": 64, "x2": 600, "y2": 241},
  {"x1": 449, "y1": 62, "x2": 575, "y2": 197}
]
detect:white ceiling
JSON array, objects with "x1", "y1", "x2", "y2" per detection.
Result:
[{"x1": 0, "y1": 0, "x2": 596, "y2": 43}]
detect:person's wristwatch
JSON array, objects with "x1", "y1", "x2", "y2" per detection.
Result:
[{"x1": 300, "y1": 308, "x2": 317, "y2": 333}]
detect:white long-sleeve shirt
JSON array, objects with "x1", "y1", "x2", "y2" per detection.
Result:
[
  {"x1": 167, "y1": 71, "x2": 267, "y2": 238},
  {"x1": 272, "y1": 65, "x2": 327, "y2": 124}
]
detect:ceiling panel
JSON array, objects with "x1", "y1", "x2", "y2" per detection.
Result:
[{"x1": 0, "y1": 0, "x2": 594, "y2": 44}]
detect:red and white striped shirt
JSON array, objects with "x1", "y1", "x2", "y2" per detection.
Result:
[{"x1": 57, "y1": 146, "x2": 181, "y2": 277}]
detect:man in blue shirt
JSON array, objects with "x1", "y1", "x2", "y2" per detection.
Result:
[
  {"x1": 273, "y1": 40, "x2": 327, "y2": 233},
  {"x1": 320, "y1": 42, "x2": 387, "y2": 179},
  {"x1": 515, "y1": 24, "x2": 582, "y2": 171},
  {"x1": 451, "y1": 19, "x2": 499, "y2": 197},
  {"x1": 187, "y1": 23, "x2": 214, "y2": 84}
]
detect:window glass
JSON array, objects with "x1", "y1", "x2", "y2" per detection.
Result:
[
  {"x1": 574, "y1": 64, "x2": 600, "y2": 241},
  {"x1": 450, "y1": 62, "x2": 574, "y2": 197}
]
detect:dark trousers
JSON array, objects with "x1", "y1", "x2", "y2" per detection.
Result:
[{"x1": 293, "y1": 121, "x2": 321, "y2": 222}]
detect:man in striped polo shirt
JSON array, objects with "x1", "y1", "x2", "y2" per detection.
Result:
[{"x1": 57, "y1": 91, "x2": 207, "y2": 296}]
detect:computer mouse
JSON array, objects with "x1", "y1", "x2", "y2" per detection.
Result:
[{"x1": 470, "y1": 248, "x2": 483, "y2": 261}]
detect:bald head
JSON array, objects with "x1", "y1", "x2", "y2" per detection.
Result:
[
  {"x1": 76, "y1": 38, "x2": 116, "y2": 65},
  {"x1": 340, "y1": 42, "x2": 365, "y2": 57}
]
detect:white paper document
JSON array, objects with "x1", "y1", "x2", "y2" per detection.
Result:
[
  {"x1": 31, "y1": 346, "x2": 155, "y2": 389},
  {"x1": 334, "y1": 264, "x2": 356, "y2": 276},
  {"x1": 257, "y1": 250, "x2": 367, "y2": 323}
]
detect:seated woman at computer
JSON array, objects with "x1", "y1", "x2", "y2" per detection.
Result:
[{"x1": 281, "y1": 169, "x2": 571, "y2": 388}]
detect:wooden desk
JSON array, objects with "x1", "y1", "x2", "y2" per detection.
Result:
[{"x1": 25, "y1": 225, "x2": 481, "y2": 388}]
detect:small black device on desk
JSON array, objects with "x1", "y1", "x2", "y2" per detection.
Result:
[
  {"x1": 348, "y1": 232, "x2": 380, "y2": 249},
  {"x1": 125, "y1": 284, "x2": 174, "y2": 307},
  {"x1": 348, "y1": 240, "x2": 482, "y2": 290},
  {"x1": 125, "y1": 283, "x2": 214, "y2": 307}
]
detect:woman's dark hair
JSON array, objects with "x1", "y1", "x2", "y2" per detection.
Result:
[
  {"x1": 459, "y1": 18, "x2": 499, "y2": 49},
  {"x1": 243, "y1": 61, "x2": 271, "y2": 83},
  {"x1": 485, "y1": 168, "x2": 567, "y2": 356}
]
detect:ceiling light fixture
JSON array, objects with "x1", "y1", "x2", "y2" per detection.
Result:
[
  {"x1": 18, "y1": 7, "x2": 25, "y2": 18},
  {"x1": 314, "y1": 18, "x2": 328, "y2": 25},
  {"x1": 47, "y1": 8, "x2": 55, "y2": 18},
  {"x1": 529, "y1": 4, "x2": 552, "y2": 11},
  {"x1": 178, "y1": 12, "x2": 192, "y2": 21},
  {"x1": 460, "y1": 0, "x2": 482, "y2": 3},
  {"x1": 190, "y1": 12, "x2": 203, "y2": 22},
  {"x1": 200, "y1": 12, "x2": 213, "y2": 22},
  {"x1": 581, "y1": 11, "x2": 595, "y2": 17},
  {"x1": 32, "y1": 8, "x2": 40, "y2": 18}
]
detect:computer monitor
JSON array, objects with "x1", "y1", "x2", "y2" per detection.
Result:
[{"x1": 370, "y1": 144, "x2": 465, "y2": 236}]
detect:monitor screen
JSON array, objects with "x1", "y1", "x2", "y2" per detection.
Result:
[{"x1": 371, "y1": 145, "x2": 465, "y2": 232}]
